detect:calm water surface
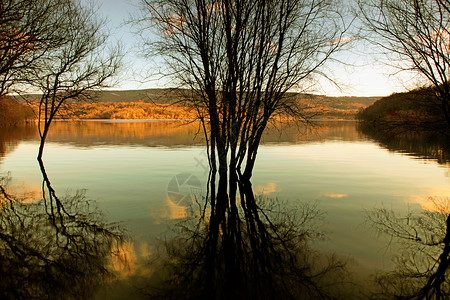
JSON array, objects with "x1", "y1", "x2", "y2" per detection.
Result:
[{"x1": 0, "y1": 120, "x2": 448, "y2": 297}]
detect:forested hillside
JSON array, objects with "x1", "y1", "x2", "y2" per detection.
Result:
[
  {"x1": 358, "y1": 88, "x2": 443, "y2": 121},
  {"x1": 357, "y1": 87, "x2": 448, "y2": 135},
  {"x1": 18, "y1": 89, "x2": 379, "y2": 120},
  {"x1": 0, "y1": 96, "x2": 34, "y2": 127}
]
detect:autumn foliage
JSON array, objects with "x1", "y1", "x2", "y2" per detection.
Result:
[
  {"x1": 0, "y1": 96, "x2": 34, "y2": 126},
  {"x1": 53, "y1": 101, "x2": 199, "y2": 120},
  {"x1": 26, "y1": 95, "x2": 371, "y2": 121}
]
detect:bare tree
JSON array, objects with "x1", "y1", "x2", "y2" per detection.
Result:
[
  {"x1": 0, "y1": 0, "x2": 68, "y2": 96},
  {"x1": 0, "y1": 0, "x2": 121, "y2": 156},
  {"x1": 30, "y1": 0, "x2": 121, "y2": 160},
  {"x1": 139, "y1": 0, "x2": 348, "y2": 257},
  {"x1": 358, "y1": 0, "x2": 450, "y2": 133}
]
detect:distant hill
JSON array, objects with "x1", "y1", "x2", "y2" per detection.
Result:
[
  {"x1": 92, "y1": 89, "x2": 186, "y2": 104},
  {"x1": 295, "y1": 94, "x2": 380, "y2": 118},
  {"x1": 18, "y1": 88, "x2": 181, "y2": 104},
  {"x1": 20, "y1": 88, "x2": 379, "y2": 105},
  {"x1": 0, "y1": 96, "x2": 34, "y2": 127},
  {"x1": 357, "y1": 87, "x2": 442, "y2": 121},
  {"x1": 301, "y1": 94, "x2": 380, "y2": 108},
  {"x1": 16, "y1": 88, "x2": 380, "y2": 120},
  {"x1": 357, "y1": 87, "x2": 448, "y2": 135}
]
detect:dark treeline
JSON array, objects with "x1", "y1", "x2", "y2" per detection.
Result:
[
  {"x1": 358, "y1": 0, "x2": 450, "y2": 132},
  {"x1": 357, "y1": 86, "x2": 449, "y2": 137}
]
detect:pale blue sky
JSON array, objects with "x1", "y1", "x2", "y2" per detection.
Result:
[{"x1": 91, "y1": 0, "x2": 414, "y2": 97}]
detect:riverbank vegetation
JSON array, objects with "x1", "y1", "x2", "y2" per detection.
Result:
[
  {"x1": 0, "y1": 91, "x2": 377, "y2": 123},
  {"x1": 47, "y1": 98, "x2": 372, "y2": 120}
]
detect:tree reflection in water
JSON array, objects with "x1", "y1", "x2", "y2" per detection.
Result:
[
  {"x1": 368, "y1": 197, "x2": 450, "y2": 299},
  {"x1": 144, "y1": 189, "x2": 349, "y2": 300},
  {"x1": 0, "y1": 161, "x2": 125, "y2": 300},
  {"x1": 358, "y1": 122, "x2": 449, "y2": 166}
]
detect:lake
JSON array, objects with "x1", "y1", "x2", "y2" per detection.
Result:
[{"x1": 0, "y1": 120, "x2": 448, "y2": 298}]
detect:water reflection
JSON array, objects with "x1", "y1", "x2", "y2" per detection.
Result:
[
  {"x1": 2, "y1": 121, "x2": 447, "y2": 167},
  {"x1": 367, "y1": 197, "x2": 450, "y2": 299},
  {"x1": 359, "y1": 122, "x2": 450, "y2": 166},
  {"x1": 0, "y1": 124, "x2": 36, "y2": 157},
  {"x1": 143, "y1": 185, "x2": 350, "y2": 300},
  {"x1": 0, "y1": 161, "x2": 126, "y2": 299},
  {"x1": 0, "y1": 120, "x2": 448, "y2": 299},
  {"x1": 0, "y1": 120, "x2": 366, "y2": 149}
]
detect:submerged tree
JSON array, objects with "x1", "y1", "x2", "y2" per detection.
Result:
[
  {"x1": 358, "y1": 0, "x2": 450, "y2": 133},
  {"x1": 0, "y1": 0, "x2": 121, "y2": 155},
  {"x1": 32, "y1": 0, "x2": 121, "y2": 159},
  {"x1": 140, "y1": 0, "x2": 347, "y2": 276}
]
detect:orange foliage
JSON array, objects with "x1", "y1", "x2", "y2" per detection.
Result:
[
  {"x1": 56, "y1": 102, "x2": 200, "y2": 120},
  {"x1": 0, "y1": 96, "x2": 34, "y2": 126},
  {"x1": 28, "y1": 100, "x2": 360, "y2": 121}
]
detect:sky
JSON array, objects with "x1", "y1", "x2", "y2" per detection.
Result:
[{"x1": 91, "y1": 0, "x2": 415, "y2": 97}]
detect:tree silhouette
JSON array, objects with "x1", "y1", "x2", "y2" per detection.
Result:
[
  {"x1": 0, "y1": 0, "x2": 67, "y2": 96},
  {"x1": 358, "y1": 0, "x2": 450, "y2": 133},
  {"x1": 32, "y1": 0, "x2": 121, "y2": 159},
  {"x1": 139, "y1": 1, "x2": 349, "y2": 276}
]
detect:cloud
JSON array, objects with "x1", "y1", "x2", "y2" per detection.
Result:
[
  {"x1": 332, "y1": 36, "x2": 354, "y2": 45},
  {"x1": 254, "y1": 182, "x2": 279, "y2": 195},
  {"x1": 408, "y1": 185, "x2": 450, "y2": 212},
  {"x1": 322, "y1": 193, "x2": 348, "y2": 198},
  {"x1": 109, "y1": 241, "x2": 138, "y2": 279},
  {"x1": 164, "y1": 199, "x2": 188, "y2": 219}
]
